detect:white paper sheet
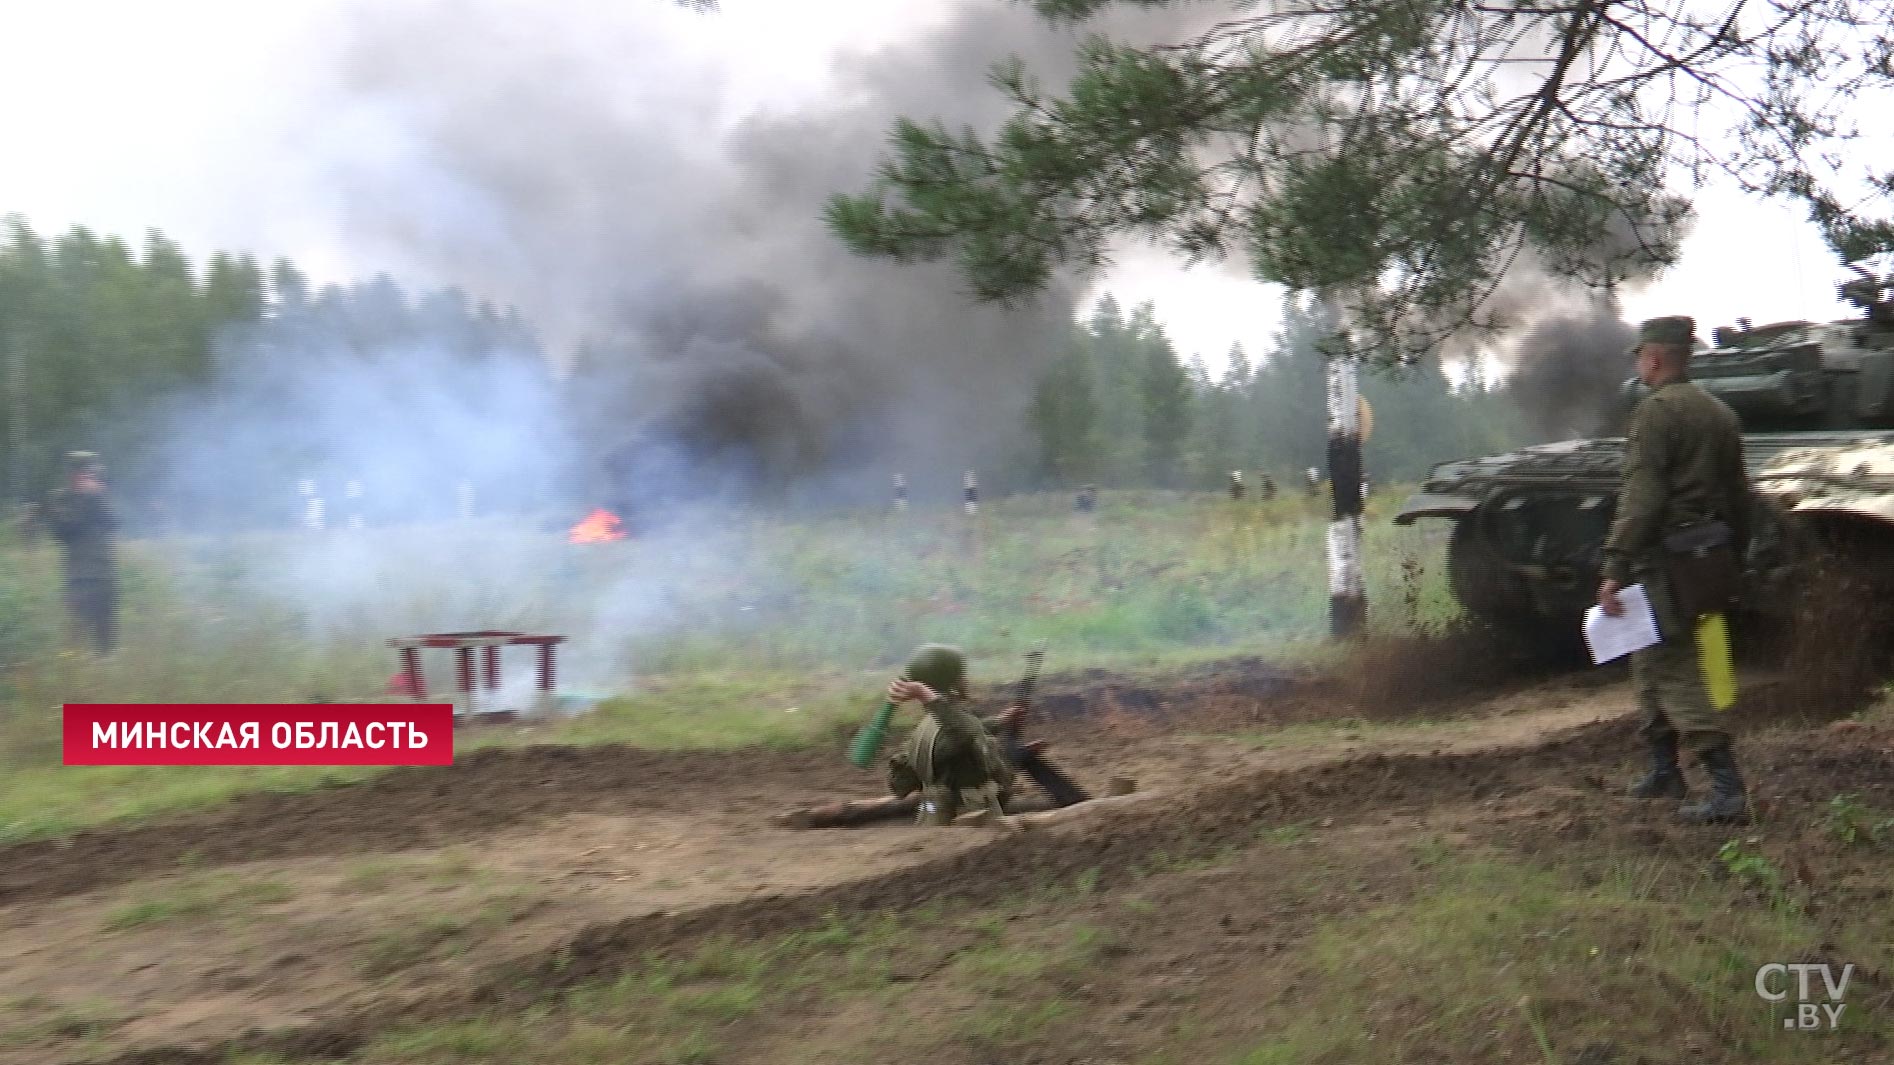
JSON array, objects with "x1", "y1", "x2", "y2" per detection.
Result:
[{"x1": 1582, "y1": 583, "x2": 1660, "y2": 664}]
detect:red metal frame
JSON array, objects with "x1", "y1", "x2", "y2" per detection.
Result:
[{"x1": 387, "y1": 631, "x2": 566, "y2": 711}]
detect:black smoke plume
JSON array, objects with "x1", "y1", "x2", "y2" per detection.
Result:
[
  {"x1": 1504, "y1": 301, "x2": 1638, "y2": 441},
  {"x1": 302, "y1": 0, "x2": 1200, "y2": 509}
]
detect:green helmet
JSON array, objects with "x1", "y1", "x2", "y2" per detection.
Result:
[
  {"x1": 65, "y1": 451, "x2": 102, "y2": 474},
  {"x1": 902, "y1": 643, "x2": 966, "y2": 695}
]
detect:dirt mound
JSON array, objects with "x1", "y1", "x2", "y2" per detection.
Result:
[
  {"x1": 0, "y1": 660, "x2": 1317, "y2": 907},
  {"x1": 1022, "y1": 656, "x2": 1299, "y2": 722},
  {"x1": 1474, "y1": 724, "x2": 1894, "y2": 906},
  {"x1": 1333, "y1": 621, "x2": 1598, "y2": 715},
  {"x1": 99, "y1": 713, "x2": 1636, "y2": 1065},
  {"x1": 1739, "y1": 558, "x2": 1894, "y2": 722},
  {"x1": 0, "y1": 744, "x2": 855, "y2": 907},
  {"x1": 105, "y1": 715, "x2": 1894, "y2": 1065}
]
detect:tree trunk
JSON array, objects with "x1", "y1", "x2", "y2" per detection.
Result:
[{"x1": 772, "y1": 794, "x2": 920, "y2": 829}]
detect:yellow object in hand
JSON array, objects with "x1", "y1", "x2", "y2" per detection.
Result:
[{"x1": 1696, "y1": 612, "x2": 1737, "y2": 710}]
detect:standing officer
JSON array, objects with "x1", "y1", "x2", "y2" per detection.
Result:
[
  {"x1": 42, "y1": 451, "x2": 120, "y2": 655},
  {"x1": 1596, "y1": 316, "x2": 1751, "y2": 823}
]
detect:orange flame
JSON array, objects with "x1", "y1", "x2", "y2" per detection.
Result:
[{"x1": 568, "y1": 508, "x2": 627, "y2": 543}]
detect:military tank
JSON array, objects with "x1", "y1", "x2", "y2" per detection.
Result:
[{"x1": 1395, "y1": 267, "x2": 1894, "y2": 639}]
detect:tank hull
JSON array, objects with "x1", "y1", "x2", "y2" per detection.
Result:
[
  {"x1": 1402, "y1": 277, "x2": 1894, "y2": 634},
  {"x1": 1396, "y1": 431, "x2": 1894, "y2": 631}
]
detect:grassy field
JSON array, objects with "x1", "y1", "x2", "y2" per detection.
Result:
[{"x1": 0, "y1": 489, "x2": 1454, "y2": 843}]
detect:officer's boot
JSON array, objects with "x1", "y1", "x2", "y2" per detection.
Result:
[
  {"x1": 1627, "y1": 731, "x2": 1687, "y2": 799},
  {"x1": 1678, "y1": 742, "x2": 1747, "y2": 824}
]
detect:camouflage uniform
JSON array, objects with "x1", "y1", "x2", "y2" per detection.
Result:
[
  {"x1": 885, "y1": 644, "x2": 1014, "y2": 825},
  {"x1": 1601, "y1": 317, "x2": 1751, "y2": 821},
  {"x1": 42, "y1": 453, "x2": 120, "y2": 654}
]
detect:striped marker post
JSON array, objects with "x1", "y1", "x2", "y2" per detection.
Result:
[{"x1": 1325, "y1": 352, "x2": 1366, "y2": 638}]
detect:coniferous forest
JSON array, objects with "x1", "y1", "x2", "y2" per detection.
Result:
[
  {"x1": 0, "y1": 217, "x2": 551, "y2": 525},
  {"x1": 1027, "y1": 294, "x2": 1530, "y2": 493},
  {"x1": 2, "y1": 216, "x2": 1535, "y2": 525}
]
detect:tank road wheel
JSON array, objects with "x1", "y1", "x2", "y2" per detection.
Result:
[
  {"x1": 1445, "y1": 520, "x2": 1521, "y2": 626},
  {"x1": 1446, "y1": 520, "x2": 1584, "y2": 663}
]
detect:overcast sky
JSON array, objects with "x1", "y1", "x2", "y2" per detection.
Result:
[{"x1": 0, "y1": 0, "x2": 1866, "y2": 374}]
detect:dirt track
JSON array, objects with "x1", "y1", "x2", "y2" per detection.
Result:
[
  {"x1": 0, "y1": 656, "x2": 1325, "y2": 907},
  {"x1": 3, "y1": 658, "x2": 1890, "y2": 1065}
]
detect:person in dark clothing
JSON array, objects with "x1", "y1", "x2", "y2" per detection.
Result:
[{"x1": 41, "y1": 452, "x2": 120, "y2": 654}]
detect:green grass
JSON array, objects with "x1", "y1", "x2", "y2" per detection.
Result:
[
  {"x1": 0, "y1": 998, "x2": 128, "y2": 1053},
  {"x1": 367, "y1": 1018, "x2": 526, "y2": 1061},
  {"x1": 1260, "y1": 821, "x2": 1313, "y2": 846},
  {"x1": 0, "y1": 763, "x2": 382, "y2": 846},
  {"x1": 1223, "y1": 849, "x2": 1889, "y2": 1063},
  {"x1": 328, "y1": 890, "x2": 1127, "y2": 1065},
  {"x1": 100, "y1": 873, "x2": 294, "y2": 931},
  {"x1": 1822, "y1": 793, "x2": 1894, "y2": 847},
  {"x1": 340, "y1": 848, "x2": 483, "y2": 894},
  {"x1": 358, "y1": 889, "x2": 536, "y2": 977},
  {"x1": 0, "y1": 490, "x2": 1455, "y2": 843}
]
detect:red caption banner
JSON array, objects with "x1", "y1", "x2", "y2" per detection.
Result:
[{"x1": 62, "y1": 704, "x2": 456, "y2": 766}]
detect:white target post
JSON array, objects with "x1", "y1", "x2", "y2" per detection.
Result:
[
  {"x1": 1324, "y1": 353, "x2": 1367, "y2": 638},
  {"x1": 892, "y1": 472, "x2": 908, "y2": 513},
  {"x1": 299, "y1": 479, "x2": 325, "y2": 531}
]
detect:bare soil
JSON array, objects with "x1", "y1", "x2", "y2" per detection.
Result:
[
  {"x1": 0, "y1": 656, "x2": 1413, "y2": 907},
  {"x1": 2, "y1": 654, "x2": 1888, "y2": 1065}
]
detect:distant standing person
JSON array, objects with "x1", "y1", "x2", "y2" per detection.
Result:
[
  {"x1": 42, "y1": 451, "x2": 120, "y2": 654},
  {"x1": 1596, "y1": 316, "x2": 1752, "y2": 824}
]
